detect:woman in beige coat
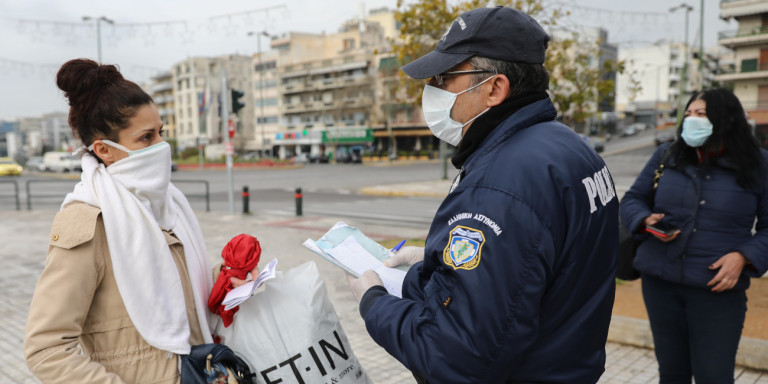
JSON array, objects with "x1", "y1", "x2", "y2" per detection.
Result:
[{"x1": 25, "y1": 59, "x2": 214, "y2": 383}]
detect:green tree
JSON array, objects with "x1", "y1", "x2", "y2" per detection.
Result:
[{"x1": 392, "y1": 0, "x2": 639, "y2": 130}]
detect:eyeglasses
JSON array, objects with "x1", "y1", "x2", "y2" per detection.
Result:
[{"x1": 430, "y1": 70, "x2": 495, "y2": 86}]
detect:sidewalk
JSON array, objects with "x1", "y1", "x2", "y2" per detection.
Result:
[{"x1": 2, "y1": 207, "x2": 767, "y2": 383}]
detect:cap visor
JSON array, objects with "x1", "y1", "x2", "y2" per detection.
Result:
[{"x1": 401, "y1": 50, "x2": 473, "y2": 79}]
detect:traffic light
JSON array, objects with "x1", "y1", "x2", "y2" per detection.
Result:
[{"x1": 231, "y1": 89, "x2": 245, "y2": 115}]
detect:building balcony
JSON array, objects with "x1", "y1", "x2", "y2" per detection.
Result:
[
  {"x1": 282, "y1": 82, "x2": 312, "y2": 95},
  {"x1": 740, "y1": 100, "x2": 768, "y2": 124},
  {"x1": 719, "y1": 26, "x2": 768, "y2": 48},
  {"x1": 720, "y1": 0, "x2": 768, "y2": 19},
  {"x1": 151, "y1": 82, "x2": 173, "y2": 93},
  {"x1": 280, "y1": 100, "x2": 342, "y2": 114},
  {"x1": 715, "y1": 61, "x2": 768, "y2": 82},
  {"x1": 153, "y1": 95, "x2": 174, "y2": 104},
  {"x1": 341, "y1": 97, "x2": 374, "y2": 109}
]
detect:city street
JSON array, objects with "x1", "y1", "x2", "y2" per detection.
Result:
[
  {"x1": 2, "y1": 130, "x2": 657, "y2": 222},
  {"x1": 4, "y1": 134, "x2": 768, "y2": 383}
]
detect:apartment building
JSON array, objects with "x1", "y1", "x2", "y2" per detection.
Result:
[
  {"x1": 718, "y1": 0, "x2": 768, "y2": 146},
  {"x1": 148, "y1": 71, "x2": 176, "y2": 141},
  {"x1": 171, "y1": 55, "x2": 253, "y2": 153},
  {"x1": 269, "y1": 16, "x2": 388, "y2": 160},
  {"x1": 251, "y1": 50, "x2": 279, "y2": 157}
]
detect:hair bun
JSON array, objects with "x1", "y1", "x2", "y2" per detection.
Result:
[{"x1": 56, "y1": 59, "x2": 124, "y2": 102}]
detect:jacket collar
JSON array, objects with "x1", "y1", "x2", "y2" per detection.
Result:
[{"x1": 462, "y1": 97, "x2": 558, "y2": 171}]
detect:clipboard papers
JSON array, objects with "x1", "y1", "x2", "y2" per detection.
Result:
[{"x1": 303, "y1": 222, "x2": 407, "y2": 298}]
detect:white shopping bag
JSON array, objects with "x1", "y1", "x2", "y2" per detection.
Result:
[{"x1": 216, "y1": 261, "x2": 372, "y2": 384}]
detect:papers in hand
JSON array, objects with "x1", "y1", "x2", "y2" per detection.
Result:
[
  {"x1": 222, "y1": 258, "x2": 278, "y2": 310},
  {"x1": 303, "y1": 222, "x2": 406, "y2": 298}
]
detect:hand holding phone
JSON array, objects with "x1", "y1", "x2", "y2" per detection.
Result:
[{"x1": 645, "y1": 222, "x2": 678, "y2": 238}]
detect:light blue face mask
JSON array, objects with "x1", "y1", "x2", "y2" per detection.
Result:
[
  {"x1": 681, "y1": 116, "x2": 713, "y2": 147},
  {"x1": 88, "y1": 139, "x2": 168, "y2": 156}
]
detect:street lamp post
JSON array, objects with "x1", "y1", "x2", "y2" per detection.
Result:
[
  {"x1": 670, "y1": 3, "x2": 694, "y2": 125},
  {"x1": 82, "y1": 16, "x2": 114, "y2": 63},
  {"x1": 248, "y1": 31, "x2": 272, "y2": 158}
]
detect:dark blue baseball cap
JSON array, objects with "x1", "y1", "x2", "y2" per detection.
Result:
[{"x1": 402, "y1": 6, "x2": 550, "y2": 79}]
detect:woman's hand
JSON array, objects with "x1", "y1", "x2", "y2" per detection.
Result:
[
  {"x1": 707, "y1": 252, "x2": 748, "y2": 292},
  {"x1": 230, "y1": 266, "x2": 260, "y2": 288},
  {"x1": 643, "y1": 213, "x2": 680, "y2": 242}
]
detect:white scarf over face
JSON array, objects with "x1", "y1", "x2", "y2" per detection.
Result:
[{"x1": 62, "y1": 143, "x2": 213, "y2": 354}]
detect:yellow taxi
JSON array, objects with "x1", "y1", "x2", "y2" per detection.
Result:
[{"x1": 0, "y1": 157, "x2": 23, "y2": 176}]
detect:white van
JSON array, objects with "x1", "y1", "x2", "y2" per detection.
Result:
[{"x1": 43, "y1": 152, "x2": 82, "y2": 173}]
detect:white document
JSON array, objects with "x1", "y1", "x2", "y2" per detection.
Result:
[
  {"x1": 303, "y1": 222, "x2": 406, "y2": 298},
  {"x1": 222, "y1": 258, "x2": 278, "y2": 310},
  {"x1": 373, "y1": 264, "x2": 406, "y2": 298},
  {"x1": 325, "y1": 237, "x2": 383, "y2": 276}
]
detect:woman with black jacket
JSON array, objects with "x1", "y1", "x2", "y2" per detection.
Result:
[{"x1": 620, "y1": 88, "x2": 768, "y2": 384}]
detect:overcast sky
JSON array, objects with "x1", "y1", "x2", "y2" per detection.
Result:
[{"x1": 0, "y1": 0, "x2": 731, "y2": 121}]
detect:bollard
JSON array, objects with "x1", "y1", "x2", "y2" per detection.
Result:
[
  {"x1": 295, "y1": 187, "x2": 303, "y2": 216},
  {"x1": 242, "y1": 185, "x2": 250, "y2": 214}
]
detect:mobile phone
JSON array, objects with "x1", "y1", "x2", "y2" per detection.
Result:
[{"x1": 645, "y1": 222, "x2": 678, "y2": 238}]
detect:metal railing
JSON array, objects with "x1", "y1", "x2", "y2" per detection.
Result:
[
  {"x1": 172, "y1": 180, "x2": 210, "y2": 212},
  {"x1": 717, "y1": 61, "x2": 768, "y2": 74},
  {"x1": 0, "y1": 179, "x2": 20, "y2": 210},
  {"x1": 25, "y1": 179, "x2": 77, "y2": 210},
  {"x1": 719, "y1": 26, "x2": 768, "y2": 40},
  {"x1": 25, "y1": 179, "x2": 210, "y2": 212}
]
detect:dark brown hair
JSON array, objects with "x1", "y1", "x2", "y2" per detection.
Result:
[{"x1": 56, "y1": 58, "x2": 153, "y2": 146}]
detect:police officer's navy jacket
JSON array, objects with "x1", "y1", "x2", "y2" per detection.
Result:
[
  {"x1": 620, "y1": 143, "x2": 768, "y2": 290},
  {"x1": 361, "y1": 98, "x2": 619, "y2": 383}
]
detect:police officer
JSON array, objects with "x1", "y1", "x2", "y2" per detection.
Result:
[{"x1": 348, "y1": 6, "x2": 619, "y2": 383}]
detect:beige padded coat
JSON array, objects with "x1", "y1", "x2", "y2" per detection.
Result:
[{"x1": 24, "y1": 202, "x2": 205, "y2": 383}]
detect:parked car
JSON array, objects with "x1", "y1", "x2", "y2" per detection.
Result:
[
  {"x1": 43, "y1": 151, "x2": 82, "y2": 172},
  {"x1": 0, "y1": 157, "x2": 23, "y2": 176},
  {"x1": 25, "y1": 156, "x2": 45, "y2": 172},
  {"x1": 628, "y1": 122, "x2": 650, "y2": 132},
  {"x1": 654, "y1": 122, "x2": 678, "y2": 146},
  {"x1": 293, "y1": 153, "x2": 308, "y2": 164},
  {"x1": 580, "y1": 135, "x2": 605, "y2": 153},
  {"x1": 620, "y1": 125, "x2": 638, "y2": 137}
]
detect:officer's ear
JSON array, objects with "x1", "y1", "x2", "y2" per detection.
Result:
[{"x1": 485, "y1": 74, "x2": 510, "y2": 108}]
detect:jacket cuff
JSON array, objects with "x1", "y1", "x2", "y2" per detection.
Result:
[{"x1": 359, "y1": 285, "x2": 388, "y2": 318}]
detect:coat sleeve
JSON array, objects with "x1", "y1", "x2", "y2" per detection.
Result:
[
  {"x1": 362, "y1": 190, "x2": 555, "y2": 383},
  {"x1": 735, "y1": 153, "x2": 768, "y2": 276},
  {"x1": 619, "y1": 144, "x2": 669, "y2": 237},
  {"x1": 24, "y1": 214, "x2": 125, "y2": 384}
]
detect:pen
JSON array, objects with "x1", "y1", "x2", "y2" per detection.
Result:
[{"x1": 391, "y1": 239, "x2": 406, "y2": 252}]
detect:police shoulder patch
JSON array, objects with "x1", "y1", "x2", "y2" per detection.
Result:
[{"x1": 443, "y1": 225, "x2": 485, "y2": 270}]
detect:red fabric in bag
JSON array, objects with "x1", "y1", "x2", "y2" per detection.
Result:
[{"x1": 208, "y1": 234, "x2": 261, "y2": 327}]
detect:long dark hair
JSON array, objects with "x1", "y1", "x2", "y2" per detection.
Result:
[
  {"x1": 56, "y1": 58, "x2": 153, "y2": 147},
  {"x1": 669, "y1": 88, "x2": 764, "y2": 188}
]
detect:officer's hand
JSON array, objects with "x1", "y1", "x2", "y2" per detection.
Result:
[
  {"x1": 383, "y1": 246, "x2": 424, "y2": 268},
  {"x1": 346, "y1": 270, "x2": 384, "y2": 303}
]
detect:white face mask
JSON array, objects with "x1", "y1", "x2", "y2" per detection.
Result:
[
  {"x1": 88, "y1": 139, "x2": 167, "y2": 157},
  {"x1": 96, "y1": 140, "x2": 174, "y2": 225},
  {"x1": 422, "y1": 76, "x2": 494, "y2": 146}
]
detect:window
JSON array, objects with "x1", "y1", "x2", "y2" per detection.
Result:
[
  {"x1": 256, "y1": 98, "x2": 279, "y2": 107},
  {"x1": 257, "y1": 116, "x2": 278, "y2": 124}
]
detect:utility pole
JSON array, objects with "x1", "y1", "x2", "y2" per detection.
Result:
[
  {"x1": 221, "y1": 68, "x2": 235, "y2": 215},
  {"x1": 698, "y1": 0, "x2": 705, "y2": 89},
  {"x1": 82, "y1": 16, "x2": 114, "y2": 63},
  {"x1": 248, "y1": 31, "x2": 272, "y2": 158},
  {"x1": 670, "y1": 3, "x2": 694, "y2": 125}
]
